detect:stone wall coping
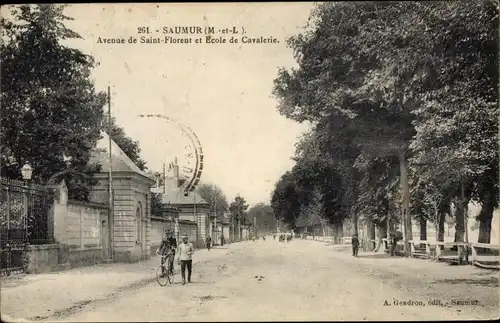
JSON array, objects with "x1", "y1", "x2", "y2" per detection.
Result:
[
  {"x1": 151, "y1": 216, "x2": 173, "y2": 222},
  {"x1": 68, "y1": 199, "x2": 109, "y2": 210},
  {"x1": 92, "y1": 171, "x2": 155, "y2": 186},
  {"x1": 25, "y1": 244, "x2": 60, "y2": 251},
  {"x1": 69, "y1": 247, "x2": 103, "y2": 252},
  {"x1": 179, "y1": 219, "x2": 197, "y2": 225},
  {"x1": 150, "y1": 216, "x2": 196, "y2": 225}
]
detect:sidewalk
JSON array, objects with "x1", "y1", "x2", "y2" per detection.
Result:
[
  {"x1": 0, "y1": 244, "x2": 235, "y2": 322},
  {"x1": 301, "y1": 239, "x2": 499, "y2": 318}
]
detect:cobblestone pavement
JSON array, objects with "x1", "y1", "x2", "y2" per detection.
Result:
[{"x1": 1, "y1": 240, "x2": 498, "y2": 321}]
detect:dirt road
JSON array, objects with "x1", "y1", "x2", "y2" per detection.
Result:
[{"x1": 44, "y1": 239, "x2": 498, "y2": 322}]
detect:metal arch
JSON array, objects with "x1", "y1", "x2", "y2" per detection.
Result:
[
  {"x1": 47, "y1": 169, "x2": 90, "y2": 186},
  {"x1": 137, "y1": 114, "x2": 204, "y2": 193}
]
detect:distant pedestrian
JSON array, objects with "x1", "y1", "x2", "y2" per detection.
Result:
[
  {"x1": 205, "y1": 236, "x2": 212, "y2": 251},
  {"x1": 351, "y1": 233, "x2": 360, "y2": 257},
  {"x1": 177, "y1": 234, "x2": 195, "y2": 285},
  {"x1": 220, "y1": 235, "x2": 225, "y2": 246}
]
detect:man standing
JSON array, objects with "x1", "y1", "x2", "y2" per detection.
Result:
[
  {"x1": 351, "y1": 233, "x2": 360, "y2": 257},
  {"x1": 177, "y1": 234, "x2": 194, "y2": 285},
  {"x1": 205, "y1": 236, "x2": 212, "y2": 251}
]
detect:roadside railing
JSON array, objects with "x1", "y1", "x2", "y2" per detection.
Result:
[
  {"x1": 407, "y1": 240, "x2": 499, "y2": 269},
  {"x1": 341, "y1": 237, "x2": 351, "y2": 244},
  {"x1": 306, "y1": 235, "x2": 499, "y2": 269},
  {"x1": 470, "y1": 243, "x2": 500, "y2": 269}
]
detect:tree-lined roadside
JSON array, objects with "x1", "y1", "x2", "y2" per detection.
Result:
[
  {"x1": 270, "y1": 1, "x2": 499, "y2": 246},
  {"x1": 1, "y1": 5, "x2": 148, "y2": 201}
]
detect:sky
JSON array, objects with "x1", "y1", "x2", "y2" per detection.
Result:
[{"x1": 59, "y1": 3, "x2": 314, "y2": 206}]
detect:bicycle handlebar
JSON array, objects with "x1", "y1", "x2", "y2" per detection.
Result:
[{"x1": 156, "y1": 250, "x2": 173, "y2": 258}]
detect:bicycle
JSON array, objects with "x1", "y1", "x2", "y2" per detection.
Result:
[{"x1": 156, "y1": 249, "x2": 175, "y2": 286}]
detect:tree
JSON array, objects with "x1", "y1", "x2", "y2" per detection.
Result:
[
  {"x1": 270, "y1": 172, "x2": 304, "y2": 229},
  {"x1": 356, "y1": 154, "x2": 401, "y2": 248},
  {"x1": 293, "y1": 118, "x2": 362, "y2": 233},
  {"x1": 229, "y1": 195, "x2": 249, "y2": 240},
  {"x1": 1, "y1": 4, "x2": 105, "y2": 200},
  {"x1": 150, "y1": 192, "x2": 163, "y2": 217},
  {"x1": 247, "y1": 203, "x2": 277, "y2": 235},
  {"x1": 272, "y1": 2, "x2": 430, "y2": 254},
  {"x1": 195, "y1": 183, "x2": 229, "y2": 217},
  {"x1": 103, "y1": 114, "x2": 148, "y2": 171},
  {"x1": 410, "y1": 0, "x2": 499, "y2": 243},
  {"x1": 274, "y1": 1, "x2": 499, "y2": 250}
]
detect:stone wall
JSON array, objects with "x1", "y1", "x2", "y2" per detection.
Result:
[
  {"x1": 150, "y1": 217, "x2": 198, "y2": 252},
  {"x1": 179, "y1": 220, "x2": 198, "y2": 247},
  {"x1": 65, "y1": 200, "x2": 107, "y2": 249},
  {"x1": 25, "y1": 244, "x2": 107, "y2": 274},
  {"x1": 25, "y1": 244, "x2": 62, "y2": 274},
  {"x1": 150, "y1": 216, "x2": 175, "y2": 251},
  {"x1": 90, "y1": 173, "x2": 153, "y2": 263},
  {"x1": 50, "y1": 181, "x2": 109, "y2": 270}
]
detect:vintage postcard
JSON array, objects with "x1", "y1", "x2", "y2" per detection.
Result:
[{"x1": 0, "y1": 2, "x2": 499, "y2": 322}]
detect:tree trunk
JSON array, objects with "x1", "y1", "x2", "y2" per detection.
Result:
[
  {"x1": 351, "y1": 209, "x2": 358, "y2": 236},
  {"x1": 367, "y1": 221, "x2": 376, "y2": 250},
  {"x1": 340, "y1": 220, "x2": 344, "y2": 242},
  {"x1": 454, "y1": 200, "x2": 465, "y2": 243},
  {"x1": 437, "y1": 212, "x2": 445, "y2": 242},
  {"x1": 398, "y1": 149, "x2": 412, "y2": 257},
  {"x1": 333, "y1": 221, "x2": 341, "y2": 244},
  {"x1": 238, "y1": 218, "x2": 241, "y2": 241},
  {"x1": 477, "y1": 195, "x2": 495, "y2": 243},
  {"x1": 374, "y1": 224, "x2": 387, "y2": 252},
  {"x1": 387, "y1": 216, "x2": 395, "y2": 234},
  {"x1": 419, "y1": 218, "x2": 427, "y2": 241}
]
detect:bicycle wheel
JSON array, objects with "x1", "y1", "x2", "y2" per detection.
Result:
[
  {"x1": 167, "y1": 266, "x2": 174, "y2": 284},
  {"x1": 156, "y1": 265, "x2": 168, "y2": 287}
]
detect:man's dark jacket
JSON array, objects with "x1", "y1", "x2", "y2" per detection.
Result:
[{"x1": 159, "y1": 237, "x2": 177, "y2": 255}]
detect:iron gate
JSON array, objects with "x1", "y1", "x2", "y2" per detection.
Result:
[{"x1": 0, "y1": 178, "x2": 52, "y2": 276}]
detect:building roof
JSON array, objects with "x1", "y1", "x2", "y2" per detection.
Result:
[
  {"x1": 217, "y1": 213, "x2": 230, "y2": 223},
  {"x1": 155, "y1": 188, "x2": 209, "y2": 206},
  {"x1": 90, "y1": 132, "x2": 154, "y2": 181}
]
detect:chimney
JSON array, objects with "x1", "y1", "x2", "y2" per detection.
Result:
[
  {"x1": 163, "y1": 158, "x2": 181, "y2": 192},
  {"x1": 163, "y1": 162, "x2": 166, "y2": 193},
  {"x1": 155, "y1": 173, "x2": 160, "y2": 188}
]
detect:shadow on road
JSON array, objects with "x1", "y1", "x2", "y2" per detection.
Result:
[
  {"x1": 171, "y1": 281, "x2": 214, "y2": 285},
  {"x1": 355, "y1": 254, "x2": 393, "y2": 259},
  {"x1": 472, "y1": 270, "x2": 499, "y2": 277},
  {"x1": 434, "y1": 278, "x2": 499, "y2": 288}
]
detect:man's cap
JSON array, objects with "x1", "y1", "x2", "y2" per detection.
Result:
[{"x1": 182, "y1": 234, "x2": 188, "y2": 239}]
